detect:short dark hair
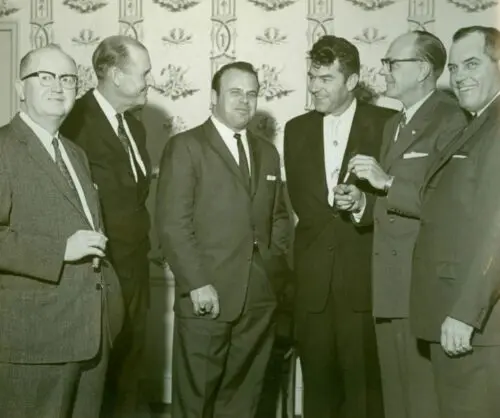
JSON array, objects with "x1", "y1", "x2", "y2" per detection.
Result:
[
  {"x1": 412, "y1": 30, "x2": 447, "y2": 79},
  {"x1": 452, "y1": 26, "x2": 500, "y2": 61},
  {"x1": 308, "y1": 35, "x2": 360, "y2": 77},
  {"x1": 19, "y1": 44, "x2": 76, "y2": 77},
  {"x1": 92, "y1": 35, "x2": 147, "y2": 80},
  {"x1": 211, "y1": 61, "x2": 260, "y2": 94}
]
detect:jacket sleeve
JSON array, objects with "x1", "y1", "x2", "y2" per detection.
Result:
[{"x1": 155, "y1": 135, "x2": 208, "y2": 294}]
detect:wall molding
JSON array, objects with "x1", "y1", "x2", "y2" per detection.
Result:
[{"x1": 0, "y1": 21, "x2": 19, "y2": 119}]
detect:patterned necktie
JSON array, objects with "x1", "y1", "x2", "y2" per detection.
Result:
[
  {"x1": 116, "y1": 113, "x2": 143, "y2": 180},
  {"x1": 234, "y1": 133, "x2": 250, "y2": 189},
  {"x1": 52, "y1": 137, "x2": 77, "y2": 192}
]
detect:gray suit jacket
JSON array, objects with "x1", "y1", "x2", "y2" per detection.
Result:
[
  {"x1": 411, "y1": 96, "x2": 500, "y2": 345},
  {"x1": 0, "y1": 114, "x2": 124, "y2": 364},
  {"x1": 156, "y1": 119, "x2": 290, "y2": 322},
  {"x1": 360, "y1": 91, "x2": 468, "y2": 318}
]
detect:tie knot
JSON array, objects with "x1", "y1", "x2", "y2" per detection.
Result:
[
  {"x1": 234, "y1": 132, "x2": 242, "y2": 141},
  {"x1": 52, "y1": 136, "x2": 60, "y2": 149},
  {"x1": 400, "y1": 111, "x2": 407, "y2": 127}
]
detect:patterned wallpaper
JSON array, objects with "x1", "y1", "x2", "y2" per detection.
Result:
[{"x1": 1, "y1": 0, "x2": 498, "y2": 167}]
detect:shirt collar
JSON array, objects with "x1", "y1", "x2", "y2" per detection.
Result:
[
  {"x1": 210, "y1": 115, "x2": 247, "y2": 139},
  {"x1": 19, "y1": 111, "x2": 58, "y2": 148},
  {"x1": 324, "y1": 98, "x2": 357, "y2": 123},
  {"x1": 403, "y1": 90, "x2": 435, "y2": 123},
  {"x1": 476, "y1": 89, "x2": 500, "y2": 117},
  {"x1": 93, "y1": 88, "x2": 120, "y2": 124}
]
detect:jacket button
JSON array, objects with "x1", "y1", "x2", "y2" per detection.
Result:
[
  {"x1": 328, "y1": 246, "x2": 335, "y2": 252},
  {"x1": 95, "y1": 283, "x2": 103, "y2": 290},
  {"x1": 391, "y1": 250, "x2": 397, "y2": 256}
]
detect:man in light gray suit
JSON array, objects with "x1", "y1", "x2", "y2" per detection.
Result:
[
  {"x1": 334, "y1": 31, "x2": 468, "y2": 418},
  {"x1": 0, "y1": 45, "x2": 123, "y2": 418}
]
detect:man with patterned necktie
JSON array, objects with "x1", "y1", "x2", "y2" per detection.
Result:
[
  {"x1": 0, "y1": 44, "x2": 124, "y2": 418},
  {"x1": 335, "y1": 31, "x2": 468, "y2": 418},
  {"x1": 61, "y1": 35, "x2": 153, "y2": 418},
  {"x1": 156, "y1": 61, "x2": 290, "y2": 418},
  {"x1": 283, "y1": 35, "x2": 395, "y2": 418}
]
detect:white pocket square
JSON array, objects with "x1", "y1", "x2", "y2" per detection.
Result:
[
  {"x1": 452, "y1": 154, "x2": 468, "y2": 159},
  {"x1": 93, "y1": 183, "x2": 99, "y2": 190},
  {"x1": 266, "y1": 175, "x2": 277, "y2": 181},
  {"x1": 403, "y1": 151, "x2": 428, "y2": 159}
]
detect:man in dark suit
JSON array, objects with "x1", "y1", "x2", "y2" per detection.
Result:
[
  {"x1": 60, "y1": 35, "x2": 152, "y2": 417},
  {"x1": 409, "y1": 26, "x2": 500, "y2": 418},
  {"x1": 336, "y1": 31, "x2": 468, "y2": 418},
  {"x1": 156, "y1": 61, "x2": 290, "y2": 418},
  {"x1": 283, "y1": 35, "x2": 394, "y2": 418},
  {"x1": 0, "y1": 45, "x2": 123, "y2": 418}
]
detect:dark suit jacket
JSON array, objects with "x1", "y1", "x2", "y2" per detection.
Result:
[
  {"x1": 359, "y1": 91, "x2": 468, "y2": 318},
  {"x1": 411, "y1": 95, "x2": 500, "y2": 345},
  {"x1": 156, "y1": 119, "x2": 290, "y2": 322},
  {"x1": 60, "y1": 90, "x2": 151, "y2": 295},
  {"x1": 284, "y1": 101, "x2": 395, "y2": 313},
  {"x1": 0, "y1": 115, "x2": 124, "y2": 364}
]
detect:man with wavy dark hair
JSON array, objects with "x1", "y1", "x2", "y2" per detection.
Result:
[{"x1": 284, "y1": 35, "x2": 395, "y2": 418}]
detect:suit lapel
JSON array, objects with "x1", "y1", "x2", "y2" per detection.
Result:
[
  {"x1": 380, "y1": 114, "x2": 401, "y2": 168},
  {"x1": 247, "y1": 132, "x2": 261, "y2": 198},
  {"x1": 384, "y1": 91, "x2": 442, "y2": 170},
  {"x1": 125, "y1": 111, "x2": 151, "y2": 179},
  {"x1": 11, "y1": 115, "x2": 91, "y2": 227},
  {"x1": 423, "y1": 100, "x2": 498, "y2": 189},
  {"x1": 203, "y1": 119, "x2": 251, "y2": 194}
]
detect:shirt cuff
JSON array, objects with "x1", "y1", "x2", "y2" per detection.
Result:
[{"x1": 351, "y1": 192, "x2": 366, "y2": 223}]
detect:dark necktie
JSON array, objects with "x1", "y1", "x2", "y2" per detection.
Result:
[
  {"x1": 52, "y1": 137, "x2": 78, "y2": 193},
  {"x1": 116, "y1": 114, "x2": 143, "y2": 180},
  {"x1": 395, "y1": 111, "x2": 407, "y2": 141},
  {"x1": 234, "y1": 132, "x2": 250, "y2": 189}
]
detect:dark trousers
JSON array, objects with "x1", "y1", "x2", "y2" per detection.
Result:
[
  {"x1": 431, "y1": 343, "x2": 500, "y2": 418},
  {"x1": 103, "y1": 247, "x2": 149, "y2": 417},
  {"x1": 296, "y1": 287, "x2": 383, "y2": 418},
  {"x1": 375, "y1": 318, "x2": 439, "y2": 418},
  {"x1": 0, "y1": 330, "x2": 109, "y2": 418},
  {"x1": 172, "y1": 251, "x2": 276, "y2": 418}
]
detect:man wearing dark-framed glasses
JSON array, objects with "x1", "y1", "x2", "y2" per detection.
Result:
[
  {"x1": 335, "y1": 30, "x2": 468, "y2": 418},
  {"x1": 0, "y1": 44, "x2": 124, "y2": 417}
]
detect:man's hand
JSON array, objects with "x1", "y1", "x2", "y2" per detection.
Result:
[
  {"x1": 347, "y1": 154, "x2": 391, "y2": 191},
  {"x1": 333, "y1": 184, "x2": 364, "y2": 212},
  {"x1": 441, "y1": 316, "x2": 474, "y2": 356},
  {"x1": 190, "y1": 284, "x2": 220, "y2": 319},
  {"x1": 64, "y1": 230, "x2": 107, "y2": 262}
]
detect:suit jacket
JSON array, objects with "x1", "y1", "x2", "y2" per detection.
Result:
[
  {"x1": 156, "y1": 119, "x2": 290, "y2": 322},
  {"x1": 284, "y1": 101, "x2": 395, "y2": 313},
  {"x1": 411, "y1": 95, "x2": 500, "y2": 345},
  {"x1": 0, "y1": 115, "x2": 124, "y2": 364},
  {"x1": 360, "y1": 91, "x2": 468, "y2": 318},
  {"x1": 60, "y1": 90, "x2": 151, "y2": 278}
]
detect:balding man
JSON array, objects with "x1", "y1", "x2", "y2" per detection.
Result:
[
  {"x1": 0, "y1": 45, "x2": 123, "y2": 418},
  {"x1": 335, "y1": 31, "x2": 468, "y2": 418},
  {"x1": 61, "y1": 35, "x2": 152, "y2": 417}
]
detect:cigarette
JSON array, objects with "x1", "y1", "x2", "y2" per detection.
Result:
[{"x1": 342, "y1": 171, "x2": 351, "y2": 183}]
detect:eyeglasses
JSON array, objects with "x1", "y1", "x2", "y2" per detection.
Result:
[
  {"x1": 380, "y1": 58, "x2": 424, "y2": 72},
  {"x1": 21, "y1": 71, "x2": 78, "y2": 89}
]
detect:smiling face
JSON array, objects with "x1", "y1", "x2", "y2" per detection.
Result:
[
  {"x1": 211, "y1": 68, "x2": 259, "y2": 130},
  {"x1": 448, "y1": 31, "x2": 500, "y2": 113},
  {"x1": 307, "y1": 60, "x2": 358, "y2": 115},
  {"x1": 17, "y1": 48, "x2": 77, "y2": 126}
]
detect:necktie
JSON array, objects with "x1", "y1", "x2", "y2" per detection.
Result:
[
  {"x1": 395, "y1": 111, "x2": 407, "y2": 141},
  {"x1": 116, "y1": 114, "x2": 143, "y2": 180},
  {"x1": 52, "y1": 137, "x2": 78, "y2": 193},
  {"x1": 234, "y1": 133, "x2": 250, "y2": 189}
]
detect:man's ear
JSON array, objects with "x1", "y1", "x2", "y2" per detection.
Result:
[
  {"x1": 210, "y1": 88, "x2": 217, "y2": 108},
  {"x1": 15, "y1": 79, "x2": 25, "y2": 102},
  {"x1": 418, "y1": 61, "x2": 432, "y2": 82},
  {"x1": 346, "y1": 73, "x2": 359, "y2": 92}
]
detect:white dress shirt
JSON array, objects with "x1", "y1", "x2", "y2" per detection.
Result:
[
  {"x1": 324, "y1": 98, "x2": 357, "y2": 206},
  {"x1": 210, "y1": 116, "x2": 251, "y2": 174},
  {"x1": 476, "y1": 89, "x2": 500, "y2": 117},
  {"x1": 93, "y1": 89, "x2": 146, "y2": 182},
  {"x1": 20, "y1": 111, "x2": 95, "y2": 230}
]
